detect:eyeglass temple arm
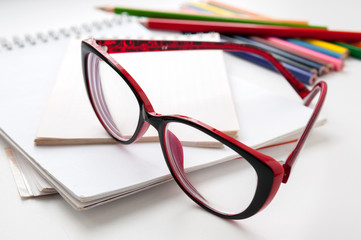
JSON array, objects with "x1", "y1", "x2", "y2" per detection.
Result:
[
  {"x1": 282, "y1": 81, "x2": 327, "y2": 183},
  {"x1": 95, "y1": 40, "x2": 310, "y2": 99}
]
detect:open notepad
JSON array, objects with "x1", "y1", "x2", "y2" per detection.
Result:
[{"x1": 35, "y1": 35, "x2": 239, "y2": 145}]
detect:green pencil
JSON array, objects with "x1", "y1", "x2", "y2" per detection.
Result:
[
  {"x1": 96, "y1": 6, "x2": 326, "y2": 29},
  {"x1": 333, "y1": 42, "x2": 361, "y2": 59}
]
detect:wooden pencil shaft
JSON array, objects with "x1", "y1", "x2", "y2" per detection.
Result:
[
  {"x1": 190, "y1": 2, "x2": 237, "y2": 17},
  {"x1": 274, "y1": 53, "x2": 318, "y2": 74},
  {"x1": 350, "y1": 42, "x2": 361, "y2": 48},
  {"x1": 305, "y1": 39, "x2": 349, "y2": 54},
  {"x1": 143, "y1": 17, "x2": 361, "y2": 42},
  {"x1": 226, "y1": 35, "x2": 318, "y2": 74},
  {"x1": 250, "y1": 36, "x2": 334, "y2": 71},
  {"x1": 206, "y1": 0, "x2": 309, "y2": 24},
  {"x1": 282, "y1": 62, "x2": 317, "y2": 85},
  {"x1": 267, "y1": 37, "x2": 344, "y2": 71},
  {"x1": 230, "y1": 51, "x2": 316, "y2": 85},
  {"x1": 334, "y1": 42, "x2": 361, "y2": 59},
  {"x1": 181, "y1": 5, "x2": 210, "y2": 14},
  {"x1": 207, "y1": 1, "x2": 254, "y2": 15},
  {"x1": 208, "y1": 0, "x2": 267, "y2": 17},
  {"x1": 232, "y1": 35, "x2": 325, "y2": 75},
  {"x1": 287, "y1": 38, "x2": 345, "y2": 59},
  {"x1": 103, "y1": 6, "x2": 324, "y2": 28}
]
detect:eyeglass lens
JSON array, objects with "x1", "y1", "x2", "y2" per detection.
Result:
[{"x1": 87, "y1": 52, "x2": 141, "y2": 141}]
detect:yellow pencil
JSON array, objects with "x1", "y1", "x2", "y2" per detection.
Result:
[
  {"x1": 207, "y1": 0, "x2": 271, "y2": 18},
  {"x1": 205, "y1": 1, "x2": 309, "y2": 25},
  {"x1": 190, "y1": 2, "x2": 236, "y2": 17},
  {"x1": 305, "y1": 39, "x2": 349, "y2": 56}
]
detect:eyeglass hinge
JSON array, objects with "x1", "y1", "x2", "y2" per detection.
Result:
[
  {"x1": 100, "y1": 45, "x2": 108, "y2": 52},
  {"x1": 282, "y1": 164, "x2": 291, "y2": 183}
]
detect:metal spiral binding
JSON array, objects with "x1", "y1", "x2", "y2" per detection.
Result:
[
  {"x1": 0, "y1": 16, "x2": 126, "y2": 52},
  {"x1": 0, "y1": 15, "x2": 219, "y2": 52}
]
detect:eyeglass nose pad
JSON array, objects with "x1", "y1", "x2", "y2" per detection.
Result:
[
  {"x1": 165, "y1": 129, "x2": 207, "y2": 203},
  {"x1": 166, "y1": 130, "x2": 184, "y2": 169},
  {"x1": 134, "y1": 122, "x2": 150, "y2": 142}
]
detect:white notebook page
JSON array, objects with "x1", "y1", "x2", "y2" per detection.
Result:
[{"x1": 35, "y1": 35, "x2": 239, "y2": 145}]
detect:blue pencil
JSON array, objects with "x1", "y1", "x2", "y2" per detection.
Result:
[
  {"x1": 230, "y1": 51, "x2": 317, "y2": 85},
  {"x1": 286, "y1": 38, "x2": 345, "y2": 59}
]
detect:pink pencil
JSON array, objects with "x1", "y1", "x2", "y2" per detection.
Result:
[{"x1": 266, "y1": 37, "x2": 344, "y2": 71}]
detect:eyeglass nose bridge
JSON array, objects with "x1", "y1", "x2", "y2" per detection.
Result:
[
  {"x1": 143, "y1": 107, "x2": 163, "y2": 127},
  {"x1": 132, "y1": 105, "x2": 165, "y2": 143}
]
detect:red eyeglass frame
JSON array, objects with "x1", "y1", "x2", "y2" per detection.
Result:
[{"x1": 81, "y1": 38, "x2": 327, "y2": 219}]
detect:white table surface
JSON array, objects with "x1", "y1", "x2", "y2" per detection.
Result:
[{"x1": 1, "y1": 0, "x2": 361, "y2": 239}]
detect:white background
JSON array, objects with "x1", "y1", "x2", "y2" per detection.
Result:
[{"x1": 1, "y1": 0, "x2": 361, "y2": 239}]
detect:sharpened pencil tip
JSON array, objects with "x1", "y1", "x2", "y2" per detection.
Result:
[
  {"x1": 138, "y1": 18, "x2": 148, "y2": 27},
  {"x1": 95, "y1": 6, "x2": 114, "y2": 13}
]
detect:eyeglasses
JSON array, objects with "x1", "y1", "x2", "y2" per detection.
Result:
[{"x1": 81, "y1": 39, "x2": 327, "y2": 220}]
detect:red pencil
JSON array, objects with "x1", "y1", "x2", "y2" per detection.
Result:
[{"x1": 140, "y1": 18, "x2": 361, "y2": 42}]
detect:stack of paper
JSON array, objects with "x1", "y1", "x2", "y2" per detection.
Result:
[{"x1": 0, "y1": 20, "x2": 326, "y2": 210}]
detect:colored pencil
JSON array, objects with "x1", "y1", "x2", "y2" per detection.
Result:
[
  {"x1": 187, "y1": 1, "x2": 309, "y2": 25},
  {"x1": 207, "y1": 0, "x2": 269, "y2": 17},
  {"x1": 226, "y1": 35, "x2": 321, "y2": 75},
  {"x1": 230, "y1": 51, "x2": 317, "y2": 85},
  {"x1": 304, "y1": 39, "x2": 349, "y2": 56},
  {"x1": 190, "y1": 2, "x2": 237, "y2": 17},
  {"x1": 266, "y1": 37, "x2": 344, "y2": 71},
  {"x1": 286, "y1": 38, "x2": 346, "y2": 59},
  {"x1": 139, "y1": 17, "x2": 361, "y2": 42},
  {"x1": 250, "y1": 36, "x2": 334, "y2": 71},
  {"x1": 207, "y1": 0, "x2": 292, "y2": 21},
  {"x1": 281, "y1": 62, "x2": 317, "y2": 85},
  {"x1": 181, "y1": 4, "x2": 210, "y2": 14},
  {"x1": 249, "y1": 36, "x2": 328, "y2": 75},
  {"x1": 97, "y1": 6, "x2": 325, "y2": 28},
  {"x1": 273, "y1": 54, "x2": 318, "y2": 75},
  {"x1": 333, "y1": 42, "x2": 361, "y2": 59},
  {"x1": 350, "y1": 42, "x2": 361, "y2": 48},
  {"x1": 222, "y1": 35, "x2": 318, "y2": 84}
]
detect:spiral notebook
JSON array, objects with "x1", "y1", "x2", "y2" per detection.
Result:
[
  {"x1": 0, "y1": 16, "x2": 326, "y2": 209},
  {"x1": 0, "y1": 17, "x2": 242, "y2": 203}
]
